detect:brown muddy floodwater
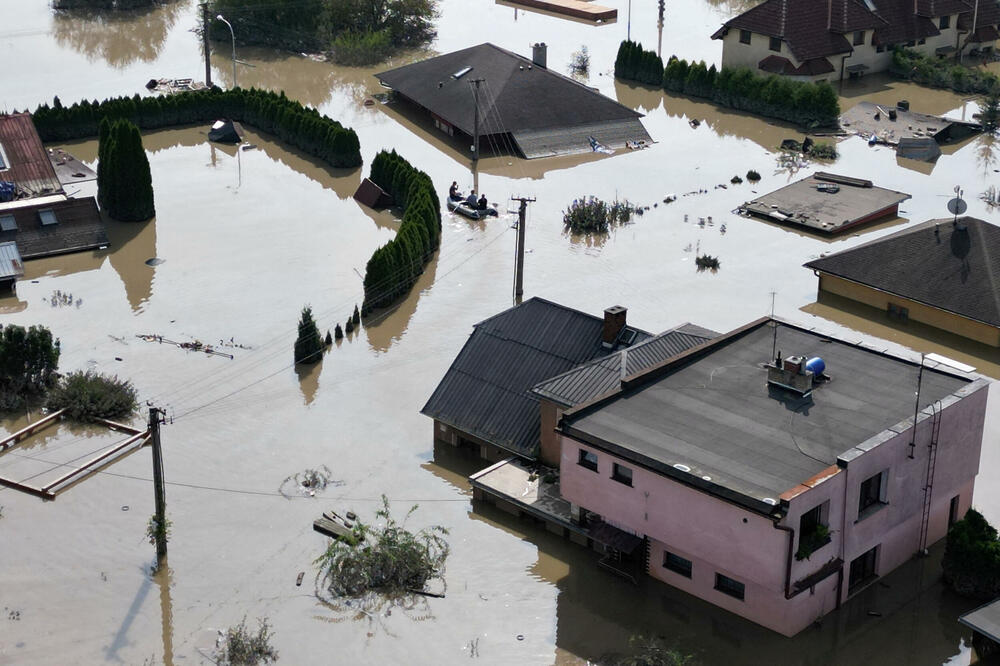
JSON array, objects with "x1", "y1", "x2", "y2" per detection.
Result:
[{"x1": 0, "y1": 0, "x2": 998, "y2": 664}]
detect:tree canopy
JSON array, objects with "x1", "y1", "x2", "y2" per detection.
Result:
[
  {"x1": 98, "y1": 117, "x2": 155, "y2": 222},
  {"x1": 0, "y1": 324, "x2": 60, "y2": 410}
]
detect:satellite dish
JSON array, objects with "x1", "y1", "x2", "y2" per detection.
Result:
[{"x1": 947, "y1": 197, "x2": 967, "y2": 215}]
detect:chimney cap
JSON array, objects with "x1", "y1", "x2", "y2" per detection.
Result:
[{"x1": 605, "y1": 305, "x2": 627, "y2": 315}]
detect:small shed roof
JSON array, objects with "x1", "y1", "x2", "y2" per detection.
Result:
[
  {"x1": 0, "y1": 196, "x2": 108, "y2": 259},
  {"x1": 0, "y1": 241, "x2": 24, "y2": 281},
  {"x1": 738, "y1": 171, "x2": 910, "y2": 234},
  {"x1": 840, "y1": 101, "x2": 982, "y2": 145},
  {"x1": 805, "y1": 216, "x2": 1000, "y2": 327},
  {"x1": 421, "y1": 297, "x2": 652, "y2": 458},
  {"x1": 377, "y1": 43, "x2": 644, "y2": 140},
  {"x1": 960, "y1": 597, "x2": 1000, "y2": 643},
  {"x1": 0, "y1": 113, "x2": 63, "y2": 198}
]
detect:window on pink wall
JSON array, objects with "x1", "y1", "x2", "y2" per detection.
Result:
[
  {"x1": 664, "y1": 551, "x2": 693, "y2": 578},
  {"x1": 612, "y1": 463, "x2": 633, "y2": 486},
  {"x1": 715, "y1": 573, "x2": 745, "y2": 600},
  {"x1": 949, "y1": 495, "x2": 961, "y2": 526},
  {"x1": 578, "y1": 449, "x2": 598, "y2": 472},
  {"x1": 857, "y1": 470, "x2": 887, "y2": 520}
]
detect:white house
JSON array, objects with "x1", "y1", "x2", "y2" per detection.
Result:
[{"x1": 711, "y1": 0, "x2": 1000, "y2": 82}]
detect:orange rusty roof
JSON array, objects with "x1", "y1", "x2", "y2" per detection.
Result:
[{"x1": 0, "y1": 113, "x2": 63, "y2": 199}]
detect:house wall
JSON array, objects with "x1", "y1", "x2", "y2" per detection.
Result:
[
  {"x1": 432, "y1": 420, "x2": 519, "y2": 463},
  {"x1": 719, "y1": 29, "x2": 794, "y2": 71},
  {"x1": 816, "y1": 273, "x2": 1000, "y2": 347},
  {"x1": 539, "y1": 400, "x2": 563, "y2": 467},
  {"x1": 557, "y1": 378, "x2": 988, "y2": 635}
]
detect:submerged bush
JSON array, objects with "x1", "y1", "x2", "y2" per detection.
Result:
[
  {"x1": 331, "y1": 30, "x2": 392, "y2": 66},
  {"x1": 891, "y1": 47, "x2": 1000, "y2": 94},
  {"x1": 943, "y1": 508, "x2": 1000, "y2": 599},
  {"x1": 45, "y1": 371, "x2": 137, "y2": 422},
  {"x1": 563, "y1": 196, "x2": 634, "y2": 234},
  {"x1": 315, "y1": 496, "x2": 449, "y2": 598},
  {"x1": 217, "y1": 616, "x2": 278, "y2": 666},
  {"x1": 0, "y1": 323, "x2": 60, "y2": 410}
]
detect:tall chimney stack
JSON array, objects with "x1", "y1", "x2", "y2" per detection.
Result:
[
  {"x1": 532, "y1": 42, "x2": 548, "y2": 68},
  {"x1": 602, "y1": 306, "x2": 627, "y2": 347}
]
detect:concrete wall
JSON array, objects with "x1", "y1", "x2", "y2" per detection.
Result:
[
  {"x1": 557, "y1": 378, "x2": 988, "y2": 635},
  {"x1": 816, "y1": 273, "x2": 1000, "y2": 347},
  {"x1": 539, "y1": 400, "x2": 563, "y2": 467}
]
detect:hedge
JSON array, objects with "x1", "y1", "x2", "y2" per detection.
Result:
[
  {"x1": 942, "y1": 508, "x2": 1000, "y2": 599},
  {"x1": 31, "y1": 86, "x2": 362, "y2": 168},
  {"x1": 614, "y1": 40, "x2": 840, "y2": 128},
  {"x1": 891, "y1": 47, "x2": 1000, "y2": 95},
  {"x1": 361, "y1": 150, "x2": 441, "y2": 312}
]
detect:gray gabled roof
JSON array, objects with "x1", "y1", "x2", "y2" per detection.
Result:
[
  {"x1": 376, "y1": 43, "x2": 643, "y2": 138},
  {"x1": 532, "y1": 324, "x2": 718, "y2": 407},
  {"x1": 805, "y1": 217, "x2": 1000, "y2": 327},
  {"x1": 960, "y1": 597, "x2": 1000, "y2": 643},
  {"x1": 420, "y1": 297, "x2": 650, "y2": 459}
]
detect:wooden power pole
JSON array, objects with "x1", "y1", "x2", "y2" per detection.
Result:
[
  {"x1": 201, "y1": 3, "x2": 213, "y2": 88},
  {"x1": 149, "y1": 406, "x2": 168, "y2": 561},
  {"x1": 511, "y1": 196, "x2": 535, "y2": 302}
]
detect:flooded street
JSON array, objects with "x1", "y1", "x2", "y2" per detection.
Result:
[{"x1": 1, "y1": 0, "x2": 999, "y2": 663}]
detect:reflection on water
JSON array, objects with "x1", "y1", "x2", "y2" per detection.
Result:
[
  {"x1": 363, "y1": 251, "x2": 439, "y2": 353},
  {"x1": 154, "y1": 558, "x2": 174, "y2": 666},
  {"x1": 52, "y1": 1, "x2": 187, "y2": 69},
  {"x1": 295, "y1": 360, "x2": 321, "y2": 406}
]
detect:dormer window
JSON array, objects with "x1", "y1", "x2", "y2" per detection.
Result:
[{"x1": 940, "y1": 15, "x2": 950, "y2": 29}]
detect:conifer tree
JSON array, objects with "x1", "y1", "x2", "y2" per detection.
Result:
[{"x1": 294, "y1": 306, "x2": 323, "y2": 364}]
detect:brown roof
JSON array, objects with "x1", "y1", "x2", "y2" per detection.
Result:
[
  {"x1": 916, "y1": 0, "x2": 971, "y2": 17},
  {"x1": 0, "y1": 113, "x2": 63, "y2": 198},
  {"x1": 758, "y1": 54, "x2": 835, "y2": 75},
  {"x1": 0, "y1": 197, "x2": 108, "y2": 259},
  {"x1": 872, "y1": 0, "x2": 941, "y2": 44},
  {"x1": 958, "y1": 0, "x2": 1000, "y2": 30}
]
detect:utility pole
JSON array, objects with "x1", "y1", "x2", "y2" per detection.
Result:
[
  {"x1": 511, "y1": 196, "x2": 535, "y2": 302},
  {"x1": 471, "y1": 78, "x2": 484, "y2": 162},
  {"x1": 149, "y1": 406, "x2": 167, "y2": 561},
  {"x1": 201, "y1": 3, "x2": 212, "y2": 88},
  {"x1": 627, "y1": 0, "x2": 632, "y2": 41}
]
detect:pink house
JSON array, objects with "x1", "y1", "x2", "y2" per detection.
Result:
[{"x1": 557, "y1": 317, "x2": 989, "y2": 636}]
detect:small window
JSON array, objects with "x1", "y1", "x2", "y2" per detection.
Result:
[
  {"x1": 664, "y1": 551, "x2": 693, "y2": 578},
  {"x1": 578, "y1": 449, "x2": 598, "y2": 472},
  {"x1": 918, "y1": 38, "x2": 926, "y2": 45},
  {"x1": 949, "y1": 495, "x2": 961, "y2": 526},
  {"x1": 797, "y1": 503, "x2": 832, "y2": 560},
  {"x1": 848, "y1": 545, "x2": 879, "y2": 591},
  {"x1": 739, "y1": 29, "x2": 752, "y2": 45},
  {"x1": 452, "y1": 66, "x2": 472, "y2": 79},
  {"x1": 612, "y1": 463, "x2": 633, "y2": 486},
  {"x1": 0, "y1": 214, "x2": 15, "y2": 232},
  {"x1": 0, "y1": 142, "x2": 8, "y2": 170},
  {"x1": 887, "y1": 302, "x2": 909, "y2": 321},
  {"x1": 769, "y1": 36, "x2": 781, "y2": 52},
  {"x1": 854, "y1": 30, "x2": 865, "y2": 46},
  {"x1": 858, "y1": 470, "x2": 887, "y2": 519},
  {"x1": 715, "y1": 573, "x2": 745, "y2": 600},
  {"x1": 906, "y1": 40, "x2": 916, "y2": 47},
  {"x1": 38, "y1": 209, "x2": 57, "y2": 226},
  {"x1": 940, "y1": 15, "x2": 950, "y2": 29}
]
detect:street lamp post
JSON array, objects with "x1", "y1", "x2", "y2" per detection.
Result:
[{"x1": 216, "y1": 14, "x2": 236, "y2": 88}]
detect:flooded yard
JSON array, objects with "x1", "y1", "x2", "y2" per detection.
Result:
[{"x1": 0, "y1": 0, "x2": 998, "y2": 663}]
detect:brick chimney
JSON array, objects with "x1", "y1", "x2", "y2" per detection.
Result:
[
  {"x1": 532, "y1": 42, "x2": 548, "y2": 68},
  {"x1": 602, "y1": 306, "x2": 627, "y2": 347}
]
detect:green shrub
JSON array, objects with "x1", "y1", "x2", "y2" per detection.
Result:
[
  {"x1": 315, "y1": 496, "x2": 449, "y2": 598},
  {"x1": 563, "y1": 196, "x2": 633, "y2": 234},
  {"x1": 943, "y1": 508, "x2": 1000, "y2": 599},
  {"x1": 45, "y1": 371, "x2": 137, "y2": 422},
  {"x1": 294, "y1": 306, "x2": 323, "y2": 364},
  {"x1": 618, "y1": 43, "x2": 840, "y2": 127},
  {"x1": 32, "y1": 87, "x2": 362, "y2": 168},
  {"x1": 0, "y1": 324, "x2": 60, "y2": 410},
  {"x1": 332, "y1": 29, "x2": 392, "y2": 66},
  {"x1": 891, "y1": 47, "x2": 1000, "y2": 94},
  {"x1": 217, "y1": 616, "x2": 278, "y2": 666},
  {"x1": 362, "y1": 150, "x2": 441, "y2": 312}
]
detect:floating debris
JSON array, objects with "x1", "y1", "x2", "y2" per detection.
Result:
[
  {"x1": 48, "y1": 290, "x2": 81, "y2": 308},
  {"x1": 145, "y1": 257, "x2": 165, "y2": 266},
  {"x1": 746, "y1": 169, "x2": 761, "y2": 182},
  {"x1": 731, "y1": 175, "x2": 743, "y2": 184},
  {"x1": 696, "y1": 254, "x2": 721, "y2": 271},
  {"x1": 280, "y1": 465, "x2": 342, "y2": 498},
  {"x1": 135, "y1": 334, "x2": 235, "y2": 359}
]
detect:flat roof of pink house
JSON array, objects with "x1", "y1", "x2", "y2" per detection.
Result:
[{"x1": 560, "y1": 319, "x2": 971, "y2": 513}]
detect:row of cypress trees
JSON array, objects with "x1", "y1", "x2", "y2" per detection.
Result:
[
  {"x1": 361, "y1": 150, "x2": 441, "y2": 313},
  {"x1": 31, "y1": 86, "x2": 362, "y2": 168},
  {"x1": 98, "y1": 117, "x2": 155, "y2": 222},
  {"x1": 614, "y1": 40, "x2": 841, "y2": 128}
]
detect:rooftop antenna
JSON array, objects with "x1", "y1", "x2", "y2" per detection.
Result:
[{"x1": 947, "y1": 185, "x2": 966, "y2": 227}]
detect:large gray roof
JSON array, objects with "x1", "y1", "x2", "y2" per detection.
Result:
[
  {"x1": 376, "y1": 43, "x2": 643, "y2": 138},
  {"x1": 421, "y1": 297, "x2": 651, "y2": 458},
  {"x1": 805, "y1": 217, "x2": 1000, "y2": 327},
  {"x1": 561, "y1": 319, "x2": 971, "y2": 514},
  {"x1": 532, "y1": 324, "x2": 718, "y2": 407}
]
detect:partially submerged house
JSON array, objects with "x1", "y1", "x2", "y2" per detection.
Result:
[
  {"x1": 556, "y1": 317, "x2": 988, "y2": 636},
  {"x1": 804, "y1": 217, "x2": 1000, "y2": 346},
  {"x1": 712, "y1": 0, "x2": 1000, "y2": 83},
  {"x1": 0, "y1": 241, "x2": 24, "y2": 291},
  {"x1": 737, "y1": 171, "x2": 910, "y2": 234},
  {"x1": 376, "y1": 43, "x2": 652, "y2": 159},
  {"x1": 422, "y1": 298, "x2": 714, "y2": 463},
  {"x1": 839, "y1": 101, "x2": 982, "y2": 148},
  {"x1": 0, "y1": 113, "x2": 108, "y2": 260}
]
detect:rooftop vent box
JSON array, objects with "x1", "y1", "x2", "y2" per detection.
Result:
[{"x1": 767, "y1": 353, "x2": 814, "y2": 395}]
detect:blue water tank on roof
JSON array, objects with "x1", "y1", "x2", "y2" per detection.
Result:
[{"x1": 806, "y1": 357, "x2": 826, "y2": 376}]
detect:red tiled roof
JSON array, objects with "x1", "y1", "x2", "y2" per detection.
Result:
[
  {"x1": 0, "y1": 113, "x2": 62, "y2": 198},
  {"x1": 758, "y1": 54, "x2": 798, "y2": 74}
]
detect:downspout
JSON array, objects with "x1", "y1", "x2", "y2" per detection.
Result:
[
  {"x1": 774, "y1": 521, "x2": 795, "y2": 599},
  {"x1": 837, "y1": 460, "x2": 850, "y2": 606},
  {"x1": 839, "y1": 53, "x2": 849, "y2": 91}
]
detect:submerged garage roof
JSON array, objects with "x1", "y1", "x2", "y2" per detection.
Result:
[{"x1": 376, "y1": 43, "x2": 651, "y2": 158}]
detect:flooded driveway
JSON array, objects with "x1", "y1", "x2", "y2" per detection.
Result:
[{"x1": 0, "y1": 0, "x2": 997, "y2": 663}]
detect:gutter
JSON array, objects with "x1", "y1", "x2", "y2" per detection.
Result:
[{"x1": 773, "y1": 522, "x2": 795, "y2": 599}]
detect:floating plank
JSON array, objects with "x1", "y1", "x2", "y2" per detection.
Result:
[
  {"x1": 497, "y1": 0, "x2": 616, "y2": 21},
  {"x1": 0, "y1": 409, "x2": 65, "y2": 453},
  {"x1": 313, "y1": 516, "x2": 355, "y2": 542}
]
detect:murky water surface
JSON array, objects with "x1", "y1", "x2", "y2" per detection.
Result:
[{"x1": 1, "y1": 0, "x2": 998, "y2": 664}]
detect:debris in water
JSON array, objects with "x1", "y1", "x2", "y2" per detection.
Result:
[
  {"x1": 296, "y1": 572, "x2": 305, "y2": 586},
  {"x1": 145, "y1": 257, "x2": 165, "y2": 266},
  {"x1": 136, "y1": 334, "x2": 236, "y2": 359},
  {"x1": 689, "y1": 118, "x2": 701, "y2": 128},
  {"x1": 280, "y1": 465, "x2": 342, "y2": 498},
  {"x1": 695, "y1": 253, "x2": 721, "y2": 271}
]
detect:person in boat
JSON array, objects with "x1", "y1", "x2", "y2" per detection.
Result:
[
  {"x1": 449, "y1": 181, "x2": 461, "y2": 201},
  {"x1": 478, "y1": 194, "x2": 488, "y2": 210},
  {"x1": 465, "y1": 190, "x2": 478, "y2": 207}
]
